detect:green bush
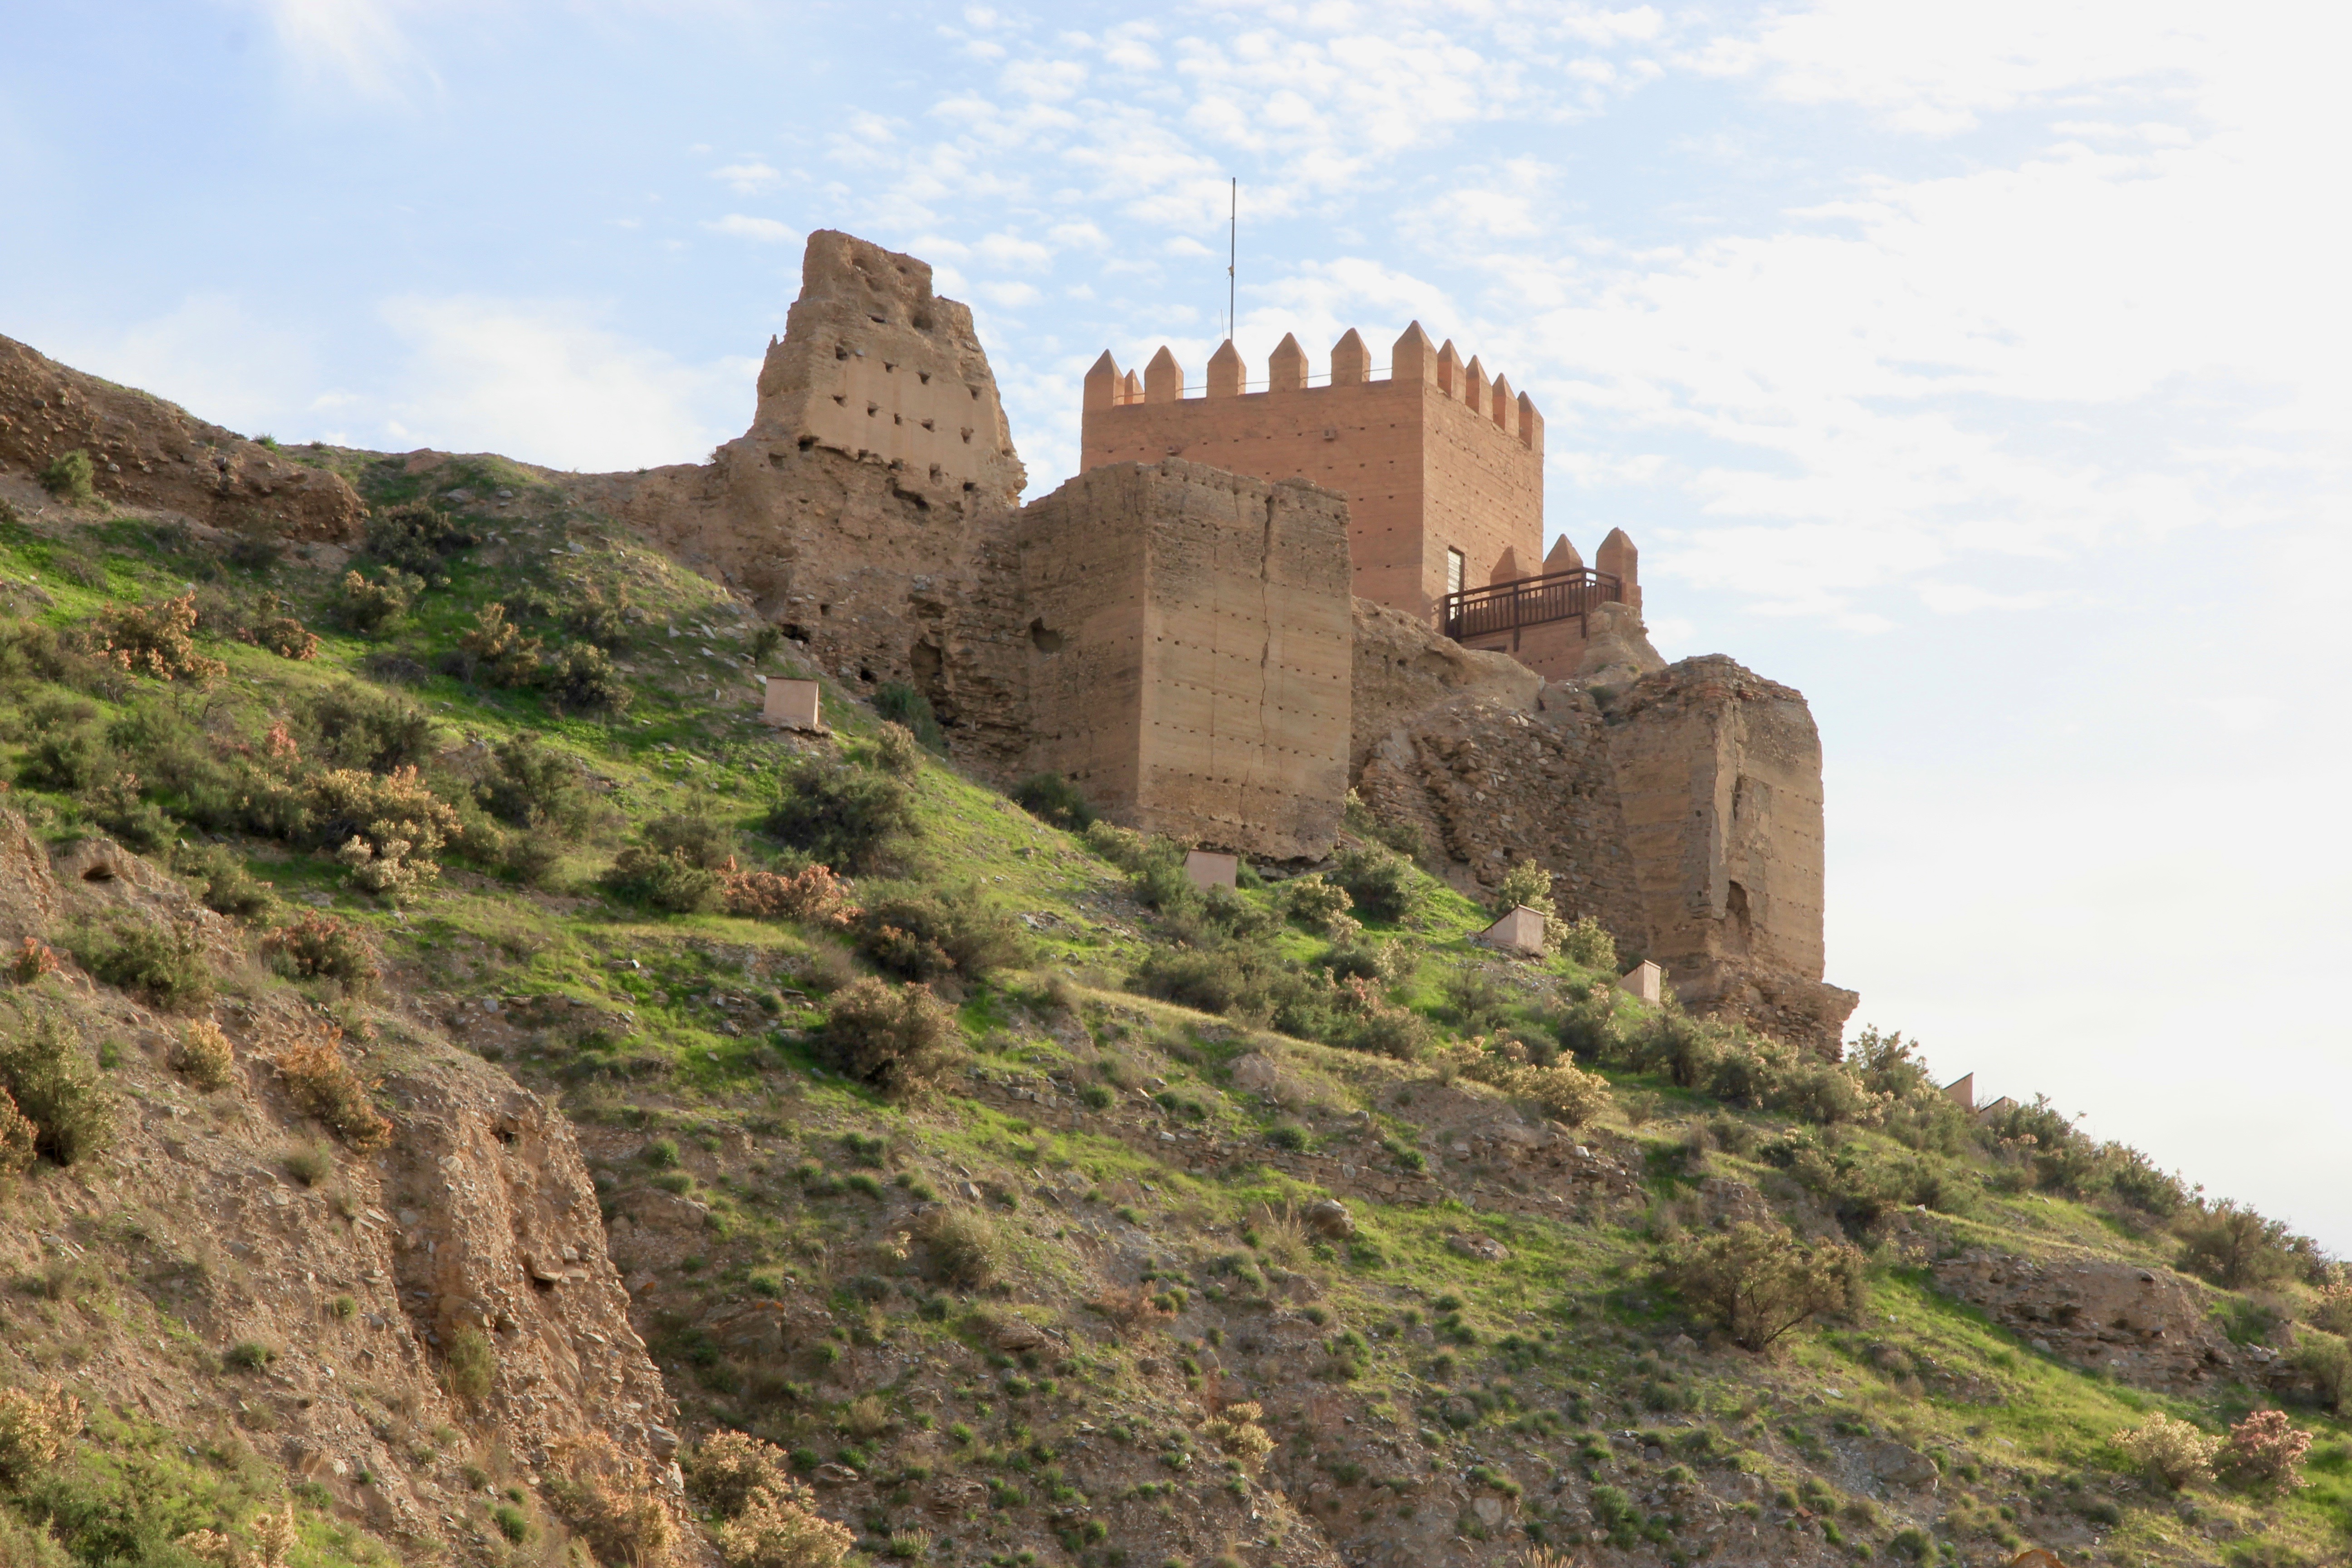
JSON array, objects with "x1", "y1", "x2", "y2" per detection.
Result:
[
  {"x1": 326, "y1": 567, "x2": 424, "y2": 634},
  {"x1": 67, "y1": 915, "x2": 213, "y2": 1011},
  {"x1": 1556, "y1": 915, "x2": 1617, "y2": 970},
  {"x1": 1662, "y1": 1221, "x2": 1862, "y2": 1351},
  {"x1": 0, "y1": 1007, "x2": 116, "y2": 1166},
  {"x1": 480, "y1": 736, "x2": 587, "y2": 829},
  {"x1": 1330, "y1": 845, "x2": 1422, "y2": 924},
  {"x1": 444, "y1": 1325, "x2": 496, "y2": 1403},
  {"x1": 766, "y1": 753, "x2": 916, "y2": 872},
  {"x1": 855, "y1": 886, "x2": 1030, "y2": 982},
  {"x1": 544, "y1": 642, "x2": 631, "y2": 713},
  {"x1": 872, "y1": 682, "x2": 946, "y2": 753},
  {"x1": 603, "y1": 845, "x2": 720, "y2": 913},
  {"x1": 261, "y1": 912, "x2": 379, "y2": 988},
  {"x1": 1011, "y1": 772, "x2": 1094, "y2": 830},
  {"x1": 362, "y1": 499, "x2": 477, "y2": 583},
  {"x1": 872, "y1": 722, "x2": 922, "y2": 778},
  {"x1": 2175, "y1": 1200, "x2": 2308, "y2": 1289},
  {"x1": 38, "y1": 451, "x2": 95, "y2": 504},
  {"x1": 916, "y1": 1207, "x2": 1001, "y2": 1289},
  {"x1": 821, "y1": 978, "x2": 962, "y2": 1098},
  {"x1": 171, "y1": 844, "x2": 274, "y2": 921},
  {"x1": 301, "y1": 682, "x2": 436, "y2": 774},
  {"x1": 224, "y1": 1340, "x2": 275, "y2": 1371}
]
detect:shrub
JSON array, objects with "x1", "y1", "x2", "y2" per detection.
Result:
[
  {"x1": 1507, "y1": 1062, "x2": 1612, "y2": 1126},
  {"x1": 84, "y1": 593, "x2": 227, "y2": 683},
  {"x1": 872, "y1": 681, "x2": 946, "y2": 753},
  {"x1": 1556, "y1": 915, "x2": 1617, "y2": 970},
  {"x1": 689, "y1": 1430, "x2": 795, "y2": 1517},
  {"x1": 492, "y1": 1504, "x2": 532, "y2": 1545},
  {"x1": 0, "y1": 1009, "x2": 114, "y2": 1167},
  {"x1": 39, "y1": 451, "x2": 95, "y2": 503},
  {"x1": 172, "y1": 845, "x2": 274, "y2": 921},
  {"x1": 562, "y1": 583, "x2": 632, "y2": 647},
  {"x1": 1282, "y1": 873, "x2": 1353, "y2": 931},
  {"x1": 307, "y1": 764, "x2": 461, "y2": 901},
  {"x1": 546, "y1": 1435, "x2": 674, "y2": 1568},
  {"x1": 1330, "y1": 844, "x2": 1422, "y2": 924},
  {"x1": 327, "y1": 566, "x2": 424, "y2": 634},
  {"x1": 916, "y1": 1206, "x2": 1001, "y2": 1289},
  {"x1": 1011, "y1": 772, "x2": 1094, "y2": 830},
  {"x1": 605, "y1": 845, "x2": 720, "y2": 913},
  {"x1": 822, "y1": 979, "x2": 961, "y2": 1097},
  {"x1": 8, "y1": 939, "x2": 60, "y2": 985},
  {"x1": 1081, "y1": 820, "x2": 1153, "y2": 872},
  {"x1": 1661, "y1": 1221, "x2": 1862, "y2": 1351},
  {"x1": 263, "y1": 912, "x2": 380, "y2": 987},
  {"x1": 872, "y1": 722, "x2": 922, "y2": 778},
  {"x1": 722, "y1": 863, "x2": 859, "y2": 927},
  {"x1": 545, "y1": 642, "x2": 631, "y2": 712},
  {"x1": 0, "y1": 1383, "x2": 83, "y2": 1484},
  {"x1": 715, "y1": 1475, "x2": 854, "y2": 1568},
  {"x1": 444, "y1": 1324, "x2": 496, "y2": 1403},
  {"x1": 855, "y1": 886, "x2": 1030, "y2": 981},
  {"x1": 2116, "y1": 1411, "x2": 2222, "y2": 1490},
  {"x1": 2291, "y1": 1333, "x2": 2352, "y2": 1413},
  {"x1": 2224, "y1": 1409, "x2": 2311, "y2": 1491},
  {"x1": 478, "y1": 735, "x2": 586, "y2": 829},
  {"x1": 2176, "y1": 1201, "x2": 2306, "y2": 1289},
  {"x1": 273, "y1": 1027, "x2": 391, "y2": 1150},
  {"x1": 301, "y1": 682, "x2": 436, "y2": 774},
  {"x1": 458, "y1": 603, "x2": 544, "y2": 686},
  {"x1": 170, "y1": 1020, "x2": 236, "y2": 1090},
  {"x1": 67, "y1": 914, "x2": 214, "y2": 1012},
  {"x1": 224, "y1": 1340, "x2": 275, "y2": 1371},
  {"x1": 767, "y1": 752, "x2": 916, "y2": 871},
  {"x1": 0, "y1": 1088, "x2": 33, "y2": 1177},
  {"x1": 362, "y1": 499, "x2": 476, "y2": 583},
  {"x1": 283, "y1": 1142, "x2": 333, "y2": 1187},
  {"x1": 1202, "y1": 1402, "x2": 1273, "y2": 1470},
  {"x1": 642, "y1": 804, "x2": 736, "y2": 868},
  {"x1": 1492, "y1": 859, "x2": 1556, "y2": 921},
  {"x1": 244, "y1": 596, "x2": 318, "y2": 660},
  {"x1": 2313, "y1": 1269, "x2": 2352, "y2": 1337}
]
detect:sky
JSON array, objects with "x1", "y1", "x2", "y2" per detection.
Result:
[{"x1": 4, "y1": 0, "x2": 2348, "y2": 1246}]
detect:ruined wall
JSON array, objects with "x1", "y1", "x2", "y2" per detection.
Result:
[
  {"x1": 1021, "y1": 461, "x2": 1353, "y2": 860},
  {"x1": 1081, "y1": 326, "x2": 1541, "y2": 621},
  {"x1": 1602, "y1": 656, "x2": 1857, "y2": 1053},
  {"x1": 572, "y1": 231, "x2": 1031, "y2": 770},
  {"x1": 0, "y1": 333, "x2": 366, "y2": 540}
]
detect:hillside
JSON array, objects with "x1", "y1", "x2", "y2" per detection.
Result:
[{"x1": 0, "y1": 410, "x2": 2345, "y2": 1568}]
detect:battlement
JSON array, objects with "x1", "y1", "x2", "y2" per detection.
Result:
[
  {"x1": 1085, "y1": 324, "x2": 1545, "y2": 454},
  {"x1": 1082, "y1": 323, "x2": 1545, "y2": 624}
]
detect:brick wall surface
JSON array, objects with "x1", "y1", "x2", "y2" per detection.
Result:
[{"x1": 1020, "y1": 461, "x2": 1355, "y2": 860}]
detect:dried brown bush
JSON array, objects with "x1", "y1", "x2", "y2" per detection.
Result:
[
  {"x1": 84, "y1": 593, "x2": 226, "y2": 683},
  {"x1": 716, "y1": 1477, "x2": 853, "y2": 1568},
  {"x1": 272, "y1": 1027, "x2": 390, "y2": 1150},
  {"x1": 721, "y1": 862, "x2": 860, "y2": 927},
  {"x1": 821, "y1": 978, "x2": 962, "y2": 1098},
  {"x1": 0, "y1": 1382, "x2": 82, "y2": 1484},
  {"x1": 170, "y1": 1019, "x2": 236, "y2": 1090},
  {"x1": 546, "y1": 1434, "x2": 675, "y2": 1568},
  {"x1": 2116, "y1": 1411, "x2": 2222, "y2": 1490}
]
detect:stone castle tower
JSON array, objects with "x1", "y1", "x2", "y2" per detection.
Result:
[{"x1": 1081, "y1": 328, "x2": 1646, "y2": 683}]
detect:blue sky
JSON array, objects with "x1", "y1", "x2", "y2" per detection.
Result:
[{"x1": 5, "y1": 0, "x2": 2349, "y2": 1246}]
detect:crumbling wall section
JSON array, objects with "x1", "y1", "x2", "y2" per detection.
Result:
[
  {"x1": 1603, "y1": 655, "x2": 1856, "y2": 1053},
  {"x1": 570, "y1": 232, "x2": 1031, "y2": 771},
  {"x1": 1021, "y1": 460, "x2": 1353, "y2": 860}
]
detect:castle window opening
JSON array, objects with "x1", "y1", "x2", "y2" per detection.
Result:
[{"x1": 1446, "y1": 548, "x2": 1466, "y2": 599}]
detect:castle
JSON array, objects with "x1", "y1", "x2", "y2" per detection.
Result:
[
  {"x1": 1081, "y1": 332, "x2": 1643, "y2": 685},
  {"x1": 581, "y1": 231, "x2": 1857, "y2": 1053}
]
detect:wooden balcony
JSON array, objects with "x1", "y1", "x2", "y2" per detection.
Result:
[{"x1": 1441, "y1": 567, "x2": 1624, "y2": 642}]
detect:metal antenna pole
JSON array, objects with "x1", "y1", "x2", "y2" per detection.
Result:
[{"x1": 1227, "y1": 177, "x2": 1237, "y2": 340}]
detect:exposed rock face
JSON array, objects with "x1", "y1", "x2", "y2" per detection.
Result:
[
  {"x1": 1932, "y1": 1248, "x2": 2290, "y2": 1395},
  {"x1": 1348, "y1": 597, "x2": 1539, "y2": 777},
  {"x1": 1354, "y1": 682, "x2": 1646, "y2": 937},
  {"x1": 0, "y1": 333, "x2": 366, "y2": 540},
  {"x1": 1602, "y1": 655, "x2": 1857, "y2": 1053},
  {"x1": 0, "y1": 818, "x2": 682, "y2": 1541},
  {"x1": 1019, "y1": 460, "x2": 1354, "y2": 860},
  {"x1": 572, "y1": 231, "x2": 1029, "y2": 765}
]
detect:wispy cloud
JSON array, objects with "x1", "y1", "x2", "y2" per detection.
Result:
[{"x1": 704, "y1": 214, "x2": 798, "y2": 243}]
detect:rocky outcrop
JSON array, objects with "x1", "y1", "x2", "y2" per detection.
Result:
[
  {"x1": 1932, "y1": 1248, "x2": 2289, "y2": 1396},
  {"x1": 0, "y1": 333, "x2": 366, "y2": 540}
]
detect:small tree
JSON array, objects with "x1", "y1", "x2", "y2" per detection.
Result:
[
  {"x1": 2116, "y1": 1411, "x2": 2222, "y2": 1490},
  {"x1": 2175, "y1": 1200, "x2": 2305, "y2": 1289},
  {"x1": 1662, "y1": 1221, "x2": 1861, "y2": 1351}
]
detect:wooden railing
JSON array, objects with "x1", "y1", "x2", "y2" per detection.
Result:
[{"x1": 1441, "y1": 567, "x2": 1623, "y2": 642}]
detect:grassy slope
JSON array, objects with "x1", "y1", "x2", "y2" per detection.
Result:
[{"x1": 0, "y1": 455, "x2": 2342, "y2": 1568}]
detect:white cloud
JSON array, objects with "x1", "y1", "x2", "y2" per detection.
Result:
[
  {"x1": 254, "y1": 0, "x2": 437, "y2": 103},
  {"x1": 709, "y1": 160, "x2": 783, "y2": 193},
  {"x1": 704, "y1": 214, "x2": 799, "y2": 243},
  {"x1": 377, "y1": 296, "x2": 747, "y2": 470}
]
